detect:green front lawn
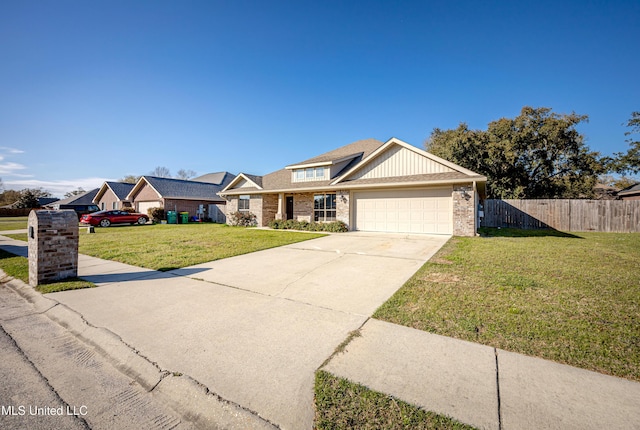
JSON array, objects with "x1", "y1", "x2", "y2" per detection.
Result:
[
  {"x1": 315, "y1": 371, "x2": 476, "y2": 430},
  {"x1": 77, "y1": 223, "x2": 324, "y2": 271},
  {"x1": 0, "y1": 216, "x2": 28, "y2": 231},
  {"x1": 0, "y1": 249, "x2": 94, "y2": 293},
  {"x1": 374, "y1": 229, "x2": 640, "y2": 382},
  {"x1": 6, "y1": 224, "x2": 325, "y2": 271}
]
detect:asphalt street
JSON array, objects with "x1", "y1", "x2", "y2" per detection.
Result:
[{"x1": 0, "y1": 325, "x2": 88, "y2": 430}]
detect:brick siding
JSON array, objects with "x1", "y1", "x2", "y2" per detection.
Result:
[{"x1": 452, "y1": 184, "x2": 476, "y2": 236}]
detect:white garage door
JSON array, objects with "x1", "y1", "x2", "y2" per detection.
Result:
[
  {"x1": 137, "y1": 201, "x2": 162, "y2": 216},
  {"x1": 353, "y1": 188, "x2": 452, "y2": 234}
]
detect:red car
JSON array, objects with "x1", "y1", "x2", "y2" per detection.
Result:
[{"x1": 80, "y1": 210, "x2": 149, "y2": 227}]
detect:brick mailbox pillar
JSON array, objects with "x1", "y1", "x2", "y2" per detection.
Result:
[{"x1": 28, "y1": 210, "x2": 79, "y2": 286}]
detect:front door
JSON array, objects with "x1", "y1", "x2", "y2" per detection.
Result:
[{"x1": 286, "y1": 196, "x2": 294, "y2": 220}]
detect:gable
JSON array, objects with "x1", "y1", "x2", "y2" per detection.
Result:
[
  {"x1": 222, "y1": 173, "x2": 263, "y2": 193},
  {"x1": 234, "y1": 178, "x2": 255, "y2": 189},
  {"x1": 132, "y1": 181, "x2": 162, "y2": 200},
  {"x1": 346, "y1": 144, "x2": 455, "y2": 181}
]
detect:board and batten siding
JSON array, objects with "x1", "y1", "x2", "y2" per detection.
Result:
[
  {"x1": 234, "y1": 178, "x2": 257, "y2": 189},
  {"x1": 482, "y1": 199, "x2": 640, "y2": 233},
  {"x1": 349, "y1": 145, "x2": 454, "y2": 180}
]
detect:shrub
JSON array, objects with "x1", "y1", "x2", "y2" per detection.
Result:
[
  {"x1": 147, "y1": 207, "x2": 165, "y2": 222},
  {"x1": 268, "y1": 219, "x2": 348, "y2": 232},
  {"x1": 122, "y1": 207, "x2": 136, "y2": 213},
  {"x1": 322, "y1": 221, "x2": 349, "y2": 232},
  {"x1": 284, "y1": 219, "x2": 298, "y2": 230},
  {"x1": 228, "y1": 211, "x2": 257, "y2": 227},
  {"x1": 268, "y1": 219, "x2": 284, "y2": 229}
]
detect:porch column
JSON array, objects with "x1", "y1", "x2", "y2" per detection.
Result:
[{"x1": 276, "y1": 193, "x2": 284, "y2": 220}]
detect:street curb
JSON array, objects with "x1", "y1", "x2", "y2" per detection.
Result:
[
  {"x1": 2, "y1": 273, "x2": 278, "y2": 430},
  {"x1": 153, "y1": 374, "x2": 277, "y2": 430}
]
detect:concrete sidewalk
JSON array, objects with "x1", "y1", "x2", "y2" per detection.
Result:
[
  {"x1": 2, "y1": 232, "x2": 640, "y2": 429},
  {"x1": 323, "y1": 318, "x2": 640, "y2": 430}
]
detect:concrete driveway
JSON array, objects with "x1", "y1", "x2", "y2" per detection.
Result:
[{"x1": 49, "y1": 232, "x2": 449, "y2": 429}]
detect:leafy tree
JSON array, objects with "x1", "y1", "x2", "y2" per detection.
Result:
[
  {"x1": 176, "y1": 169, "x2": 197, "y2": 180},
  {"x1": 426, "y1": 106, "x2": 605, "y2": 199},
  {"x1": 119, "y1": 175, "x2": 140, "y2": 184},
  {"x1": 15, "y1": 188, "x2": 51, "y2": 208},
  {"x1": 149, "y1": 166, "x2": 171, "y2": 178},
  {"x1": 611, "y1": 111, "x2": 640, "y2": 175},
  {"x1": 0, "y1": 189, "x2": 21, "y2": 207},
  {"x1": 64, "y1": 187, "x2": 86, "y2": 198}
]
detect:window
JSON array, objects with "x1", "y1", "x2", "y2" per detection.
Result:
[
  {"x1": 112, "y1": 202, "x2": 118, "y2": 210},
  {"x1": 292, "y1": 166, "x2": 327, "y2": 182},
  {"x1": 101, "y1": 202, "x2": 105, "y2": 210},
  {"x1": 314, "y1": 194, "x2": 336, "y2": 222},
  {"x1": 238, "y1": 195, "x2": 250, "y2": 213}
]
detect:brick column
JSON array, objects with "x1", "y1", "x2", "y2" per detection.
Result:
[
  {"x1": 28, "y1": 210, "x2": 79, "y2": 286},
  {"x1": 452, "y1": 184, "x2": 476, "y2": 236}
]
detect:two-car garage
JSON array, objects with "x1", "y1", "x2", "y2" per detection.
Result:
[{"x1": 352, "y1": 187, "x2": 453, "y2": 235}]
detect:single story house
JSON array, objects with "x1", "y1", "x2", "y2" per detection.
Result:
[
  {"x1": 220, "y1": 138, "x2": 487, "y2": 236},
  {"x1": 38, "y1": 197, "x2": 60, "y2": 208},
  {"x1": 93, "y1": 181, "x2": 135, "y2": 210},
  {"x1": 52, "y1": 188, "x2": 100, "y2": 211},
  {"x1": 617, "y1": 183, "x2": 640, "y2": 200},
  {"x1": 127, "y1": 172, "x2": 236, "y2": 222}
]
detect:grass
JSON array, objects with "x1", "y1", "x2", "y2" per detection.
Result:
[
  {"x1": 314, "y1": 370, "x2": 476, "y2": 430},
  {"x1": 7, "y1": 223, "x2": 324, "y2": 271},
  {"x1": 374, "y1": 228, "x2": 640, "y2": 382},
  {"x1": 0, "y1": 249, "x2": 94, "y2": 293},
  {"x1": 76, "y1": 223, "x2": 324, "y2": 271},
  {"x1": 0, "y1": 216, "x2": 28, "y2": 231}
]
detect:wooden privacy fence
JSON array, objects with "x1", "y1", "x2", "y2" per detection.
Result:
[{"x1": 481, "y1": 199, "x2": 640, "y2": 233}]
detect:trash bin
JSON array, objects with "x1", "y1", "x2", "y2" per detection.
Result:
[
  {"x1": 179, "y1": 212, "x2": 189, "y2": 224},
  {"x1": 167, "y1": 211, "x2": 177, "y2": 224}
]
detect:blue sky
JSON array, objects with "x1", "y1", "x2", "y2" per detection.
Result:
[{"x1": 1, "y1": 0, "x2": 638, "y2": 197}]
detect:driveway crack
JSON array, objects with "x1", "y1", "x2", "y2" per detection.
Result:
[{"x1": 275, "y1": 252, "x2": 344, "y2": 297}]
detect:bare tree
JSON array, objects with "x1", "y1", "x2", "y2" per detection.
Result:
[
  {"x1": 176, "y1": 169, "x2": 197, "y2": 180},
  {"x1": 149, "y1": 166, "x2": 171, "y2": 178},
  {"x1": 64, "y1": 187, "x2": 86, "y2": 198},
  {"x1": 119, "y1": 175, "x2": 140, "y2": 184}
]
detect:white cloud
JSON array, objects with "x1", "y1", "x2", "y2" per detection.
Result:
[
  {"x1": 4, "y1": 177, "x2": 115, "y2": 198},
  {"x1": 0, "y1": 162, "x2": 27, "y2": 175},
  {"x1": 0, "y1": 147, "x2": 25, "y2": 154}
]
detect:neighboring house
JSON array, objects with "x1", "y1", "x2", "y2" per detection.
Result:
[
  {"x1": 52, "y1": 188, "x2": 100, "y2": 210},
  {"x1": 617, "y1": 183, "x2": 640, "y2": 200},
  {"x1": 126, "y1": 173, "x2": 236, "y2": 222},
  {"x1": 38, "y1": 197, "x2": 59, "y2": 208},
  {"x1": 192, "y1": 171, "x2": 236, "y2": 185},
  {"x1": 220, "y1": 138, "x2": 487, "y2": 236},
  {"x1": 93, "y1": 182, "x2": 135, "y2": 210},
  {"x1": 51, "y1": 188, "x2": 100, "y2": 218}
]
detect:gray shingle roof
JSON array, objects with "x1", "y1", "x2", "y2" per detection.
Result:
[
  {"x1": 234, "y1": 139, "x2": 385, "y2": 192},
  {"x1": 143, "y1": 176, "x2": 226, "y2": 200},
  {"x1": 38, "y1": 197, "x2": 59, "y2": 206},
  {"x1": 55, "y1": 188, "x2": 99, "y2": 205},
  {"x1": 340, "y1": 172, "x2": 477, "y2": 185},
  {"x1": 106, "y1": 182, "x2": 135, "y2": 200},
  {"x1": 618, "y1": 183, "x2": 640, "y2": 196},
  {"x1": 191, "y1": 172, "x2": 236, "y2": 187},
  {"x1": 288, "y1": 138, "x2": 384, "y2": 166}
]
